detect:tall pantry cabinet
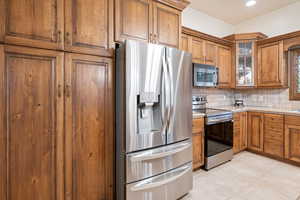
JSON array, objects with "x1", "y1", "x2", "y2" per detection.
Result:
[{"x1": 0, "y1": 0, "x2": 114, "y2": 200}]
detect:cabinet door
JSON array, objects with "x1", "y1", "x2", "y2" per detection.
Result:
[
  {"x1": 181, "y1": 34, "x2": 190, "y2": 52},
  {"x1": 115, "y1": 0, "x2": 152, "y2": 43},
  {"x1": 205, "y1": 42, "x2": 217, "y2": 66},
  {"x1": 191, "y1": 37, "x2": 205, "y2": 64},
  {"x1": 65, "y1": 0, "x2": 113, "y2": 56},
  {"x1": 263, "y1": 114, "x2": 284, "y2": 158},
  {"x1": 240, "y1": 112, "x2": 248, "y2": 150},
  {"x1": 153, "y1": 2, "x2": 181, "y2": 48},
  {"x1": 65, "y1": 54, "x2": 114, "y2": 200},
  {"x1": 257, "y1": 41, "x2": 286, "y2": 87},
  {"x1": 1, "y1": 0, "x2": 64, "y2": 50},
  {"x1": 0, "y1": 46, "x2": 64, "y2": 200},
  {"x1": 285, "y1": 116, "x2": 300, "y2": 164},
  {"x1": 233, "y1": 113, "x2": 241, "y2": 154},
  {"x1": 192, "y1": 118, "x2": 204, "y2": 170},
  {"x1": 218, "y1": 45, "x2": 232, "y2": 88},
  {"x1": 248, "y1": 112, "x2": 264, "y2": 152}
]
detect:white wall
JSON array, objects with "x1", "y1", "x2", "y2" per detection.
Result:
[
  {"x1": 235, "y1": 1, "x2": 300, "y2": 37},
  {"x1": 182, "y1": 7, "x2": 234, "y2": 38}
]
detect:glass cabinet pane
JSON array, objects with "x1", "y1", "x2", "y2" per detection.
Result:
[{"x1": 236, "y1": 41, "x2": 254, "y2": 86}]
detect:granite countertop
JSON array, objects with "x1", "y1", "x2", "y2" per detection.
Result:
[{"x1": 210, "y1": 105, "x2": 300, "y2": 116}]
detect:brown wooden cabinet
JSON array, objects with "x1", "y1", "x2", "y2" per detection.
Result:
[
  {"x1": 285, "y1": 115, "x2": 300, "y2": 164},
  {"x1": 65, "y1": 0, "x2": 113, "y2": 56},
  {"x1": 205, "y1": 42, "x2": 217, "y2": 66},
  {"x1": 217, "y1": 45, "x2": 232, "y2": 88},
  {"x1": 263, "y1": 113, "x2": 284, "y2": 158},
  {"x1": 233, "y1": 112, "x2": 247, "y2": 154},
  {"x1": 257, "y1": 41, "x2": 287, "y2": 88},
  {"x1": 191, "y1": 37, "x2": 205, "y2": 64},
  {"x1": 115, "y1": 0, "x2": 152, "y2": 43},
  {"x1": 65, "y1": 53, "x2": 114, "y2": 200},
  {"x1": 181, "y1": 34, "x2": 189, "y2": 52},
  {"x1": 0, "y1": 46, "x2": 114, "y2": 200},
  {"x1": 115, "y1": 0, "x2": 183, "y2": 48},
  {"x1": 192, "y1": 117, "x2": 204, "y2": 170},
  {"x1": 0, "y1": 45, "x2": 64, "y2": 200},
  {"x1": 1, "y1": 0, "x2": 64, "y2": 50},
  {"x1": 247, "y1": 112, "x2": 264, "y2": 152},
  {"x1": 153, "y1": 2, "x2": 181, "y2": 48}
]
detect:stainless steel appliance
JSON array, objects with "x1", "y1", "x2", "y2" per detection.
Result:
[
  {"x1": 116, "y1": 40, "x2": 193, "y2": 200},
  {"x1": 193, "y1": 63, "x2": 218, "y2": 87},
  {"x1": 192, "y1": 96, "x2": 233, "y2": 170}
]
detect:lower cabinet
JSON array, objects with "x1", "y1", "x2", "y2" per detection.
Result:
[
  {"x1": 247, "y1": 112, "x2": 264, "y2": 152},
  {"x1": 285, "y1": 115, "x2": 300, "y2": 164},
  {"x1": 192, "y1": 117, "x2": 204, "y2": 170},
  {"x1": 233, "y1": 112, "x2": 247, "y2": 154},
  {"x1": 0, "y1": 45, "x2": 114, "y2": 200},
  {"x1": 263, "y1": 113, "x2": 284, "y2": 158}
]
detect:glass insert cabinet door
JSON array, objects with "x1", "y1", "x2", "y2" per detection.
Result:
[{"x1": 236, "y1": 41, "x2": 255, "y2": 86}]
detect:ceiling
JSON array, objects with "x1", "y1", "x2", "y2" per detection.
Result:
[{"x1": 189, "y1": 0, "x2": 300, "y2": 24}]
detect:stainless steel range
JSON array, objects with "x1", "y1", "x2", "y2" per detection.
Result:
[
  {"x1": 116, "y1": 40, "x2": 193, "y2": 200},
  {"x1": 193, "y1": 96, "x2": 234, "y2": 170}
]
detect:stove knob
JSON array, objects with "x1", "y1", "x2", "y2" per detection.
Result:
[{"x1": 196, "y1": 97, "x2": 200, "y2": 101}]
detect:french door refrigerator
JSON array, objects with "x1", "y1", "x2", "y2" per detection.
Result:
[{"x1": 116, "y1": 40, "x2": 193, "y2": 200}]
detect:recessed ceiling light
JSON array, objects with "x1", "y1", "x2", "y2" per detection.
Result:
[{"x1": 246, "y1": 0, "x2": 256, "y2": 7}]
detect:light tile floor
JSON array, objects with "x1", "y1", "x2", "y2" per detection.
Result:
[{"x1": 182, "y1": 152, "x2": 300, "y2": 200}]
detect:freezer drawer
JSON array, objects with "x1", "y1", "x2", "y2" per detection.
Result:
[
  {"x1": 127, "y1": 162, "x2": 193, "y2": 200},
  {"x1": 126, "y1": 140, "x2": 192, "y2": 183}
]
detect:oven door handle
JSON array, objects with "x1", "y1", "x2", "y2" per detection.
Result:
[
  {"x1": 206, "y1": 119, "x2": 233, "y2": 125},
  {"x1": 130, "y1": 164, "x2": 191, "y2": 192},
  {"x1": 130, "y1": 141, "x2": 191, "y2": 162}
]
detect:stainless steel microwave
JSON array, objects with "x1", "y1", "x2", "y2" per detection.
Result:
[{"x1": 193, "y1": 63, "x2": 218, "y2": 87}]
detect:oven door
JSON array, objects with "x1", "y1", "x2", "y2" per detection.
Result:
[
  {"x1": 193, "y1": 64, "x2": 218, "y2": 87},
  {"x1": 205, "y1": 121, "x2": 233, "y2": 157}
]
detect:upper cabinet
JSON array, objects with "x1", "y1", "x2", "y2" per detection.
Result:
[
  {"x1": 180, "y1": 33, "x2": 190, "y2": 52},
  {"x1": 153, "y1": 2, "x2": 181, "y2": 48},
  {"x1": 1, "y1": 0, "x2": 64, "y2": 50},
  {"x1": 223, "y1": 33, "x2": 267, "y2": 88},
  {"x1": 115, "y1": 0, "x2": 188, "y2": 48},
  {"x1": 191, "y1": 37, "x2": 205, "y2": 64},
  {"x1": 217, "y1": 45, "x2": 232, "y2": 88},
  {"x1": 65, "y1": 0, "x2": 114, "y2": 56},
  {"x1": 257, "y1": 41, "x2": 287, "y2": 88},
  {"x1": 205, "y1": 42, "x2": 217, "y2": 66},
  {"x1": 1, "y1": 0, "x2": 114, "y2": 56},
  {"x1": 115, "y1": 0, "x2": 152, "y2": 43}
]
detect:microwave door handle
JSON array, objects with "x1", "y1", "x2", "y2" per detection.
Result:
[{"x1": 215, "y1": 68, "x2": 219, "y2": 86}]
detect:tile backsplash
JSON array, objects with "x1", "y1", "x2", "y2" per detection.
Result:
[{"x1": 193, "y1": 88, "x2": 300, "y2": 108}]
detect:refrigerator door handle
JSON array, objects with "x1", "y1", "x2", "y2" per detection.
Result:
[
  {"x1": 161, "y1": 53, "x2": 171, "y2": 133},
  {"x1": 130, "y1": 141, "x2": 191, "y2": 162},
  {"x1": 130, "y1": 164, "x2": 191, "y2": 192}
]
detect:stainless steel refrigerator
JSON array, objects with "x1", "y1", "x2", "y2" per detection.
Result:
[{"x1": 116, "y1": 40, "x2": 193, "y2": 200}]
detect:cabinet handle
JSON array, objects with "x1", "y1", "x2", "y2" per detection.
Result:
[
  {"x1": 65, "y1": 32, "x2": 71, "y2": 44},
  {"x1": 57, "y1": 84, "x2": 62, "y2": 98},
  {"x1": 150, "y1": 33, "x2": 153, "y2": 43},
  {"x1": 65, "y1": 85, "x2": 71, "y2": 98},
  {"x1": 57, "y1": 30, "x2": 62, "y2": 43},
  {"x1": 154, "y1": 34, "x2": 158, "y2": 43}
]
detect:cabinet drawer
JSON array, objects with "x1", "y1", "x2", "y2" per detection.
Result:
[
  {"x1": 285, "y1": 115, "x2": 300, "y2": 126},
  {"x1": 192, "y1": 118, "x2": 204, "y2": 133}
]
